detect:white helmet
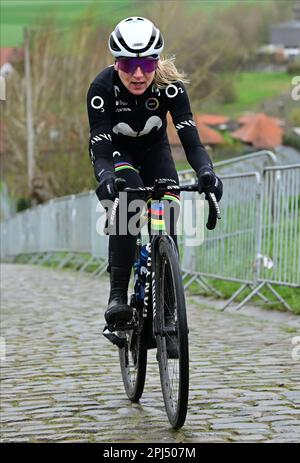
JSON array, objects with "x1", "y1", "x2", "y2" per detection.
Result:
[{"x1": 108, "y1": 17, "x2": 164, "y2": 58}]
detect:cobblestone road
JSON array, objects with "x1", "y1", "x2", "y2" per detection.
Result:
[{"x1": 1, "y1": 264, "x2": 299, "y2": 443}]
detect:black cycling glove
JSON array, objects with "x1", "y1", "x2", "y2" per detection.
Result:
[
  {"x1": 96, "y1": 170, "x2": 118, "y2": 202},
  {"x1": 197, "y1": 165, "x2": 223, "y2": 202}
]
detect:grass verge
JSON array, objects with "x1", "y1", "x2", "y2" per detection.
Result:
[{"x1": 186, "y1": 277, "x2": 300, "y2": 315}]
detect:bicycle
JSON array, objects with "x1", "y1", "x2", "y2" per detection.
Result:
[{"x1": 103, "y1": 176, "x2": 221, "y2": 429}]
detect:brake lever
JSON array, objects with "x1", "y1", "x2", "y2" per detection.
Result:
[
  {"x1": 207, "y1": 192, "x2": 221, "y2": 220},
  {"x1": 109, "y1": 197, "x2": 119, "y2": 227}
]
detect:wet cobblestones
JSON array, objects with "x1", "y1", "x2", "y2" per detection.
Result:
[{"x1": 1, "y1": 264, "x2": 299, "y2": 443}]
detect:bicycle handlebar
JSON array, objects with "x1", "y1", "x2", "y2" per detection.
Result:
[{"x1": 109, "y1": 179, "x2": 221, "y2": 230}]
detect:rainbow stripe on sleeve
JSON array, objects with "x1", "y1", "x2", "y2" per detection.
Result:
[{"x1": 114, "y1": 162, "x2": 139, "y2": 173}]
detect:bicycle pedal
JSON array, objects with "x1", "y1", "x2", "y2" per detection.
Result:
[{"x1": 103, "y1": 327, "x2": 126, "y2": 349}]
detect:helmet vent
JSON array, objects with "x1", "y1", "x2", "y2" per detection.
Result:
[
  {"x1": 154, "y1": 33, "x2": 163, "y2": 49},
  {"x1": 109, "y1": 36, "x2": 121, "y2": 52}
]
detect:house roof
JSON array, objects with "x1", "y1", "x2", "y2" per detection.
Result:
[
  {"x1": 194, "y1": 115, "x2": 226, "y2": 144},
  {"x1": 0, "y1": 48, "x2": 24, "y2": 67},
  {"x1": 238, "y1": 113, "x2": 283, "y2": 126},
  {"x1": 167, "y1": 112, "x2": 225, "y2": 146},
  {"x1": 232, "y1": 113, "x2": 283, "y2": 149},
  {"x1": 196, "y1": 114, "x2": 229, "y2": 126}
]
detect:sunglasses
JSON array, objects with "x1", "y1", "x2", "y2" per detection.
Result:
[{"x1": 116, "y1": 57, "x2": 158, "y2": 74}]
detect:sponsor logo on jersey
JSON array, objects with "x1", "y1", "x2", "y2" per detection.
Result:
[
  {"x1": 115, "y1": 100, "x2": 128, "y2": 106},
  {"x1": 115, "y1": 107, "x2": 132, "y2": 113},
  {"x1": 145, "y1": 97, "x2": 159, "y2": 111},
  {"x1": 165, "y1": 84, "x2": 184, "y2": 98},
  {"x1": 112, "y1": 116, "x2": 162, "y2": 137},
  {"x1": 151, "y1": 85, "x2": 160, "y2": 96},
  {"x1": 90, "y1": 133, "x2": 112, "y2": 145},
  {"x1": 175, "y1": 120, "x2": 196, "y2": 131},
  {"x1": 91, "y1": 96, "x2": 104, "y2": 110}
]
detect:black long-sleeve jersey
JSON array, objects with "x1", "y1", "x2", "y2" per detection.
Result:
[{"x1": 87, "y1": 66, "x2": 213, "y2": 181}]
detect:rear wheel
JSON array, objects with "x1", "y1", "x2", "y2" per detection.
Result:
[{"x1": 154, "y1": 236, "x2": 189, "y2": 429}]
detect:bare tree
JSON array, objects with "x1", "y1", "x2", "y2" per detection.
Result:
[{"x1": 3, "y1": 16, "x2": 112, "y2": 201}]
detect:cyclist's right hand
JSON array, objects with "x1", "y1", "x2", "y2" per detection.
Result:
[{"x1": 96, "y1": 170, "x2": 118, "y2": 201}]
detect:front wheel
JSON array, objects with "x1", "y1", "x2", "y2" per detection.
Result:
[
  {"x1": 154, "y1": 236, "x2": 189, "y2": 429},
  {"x1": 118, "y1": 272, "x2": 147, "y2": 402}
]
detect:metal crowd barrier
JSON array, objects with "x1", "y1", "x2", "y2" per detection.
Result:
[
  {"x1": 1, "y1": 164, "x2": 299, "y2": 311},
  {"x1": 259, "y1": 164, "x2": 300, "y2": 287}
]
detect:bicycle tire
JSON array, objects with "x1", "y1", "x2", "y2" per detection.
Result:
[
  {"x1": 118, "y1": 272, "x2": 147, "y2": 402},
  {"x1": 154, "y1": 236, "x2": 189, "y2": 429}
]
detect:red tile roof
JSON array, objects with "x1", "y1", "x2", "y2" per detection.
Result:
[
  {"x1": 194, "y1": 116, "x2": 226, "y2": 145},
  {"x1": 232, "y1": 113, "x2": 283, "y2": 148},
  {"x1": 0, "y1": 48, "x2": 24, "y2": 67},
  {"x1": 238, "y1": 112, "x2": 283, "y2": 126},
  {"x1": 167, "y1": 112, "x2": 225, "y2": 146},
  {"x1": 196, "y1": 114, "x2": 229, "y2": 126}
]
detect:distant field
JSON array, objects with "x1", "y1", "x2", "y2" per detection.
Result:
[
  {"x1": 1, "y1": 0, "x2": 135, "y2": 46},
  {"x1": 1, "y1": 0, "x2": 274, "y2": 47},
  {"x1": 200, "y1": 72, "x2": 296, "y2": 118}
]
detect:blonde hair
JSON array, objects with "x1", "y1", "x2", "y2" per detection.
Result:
[{"x1": 154, "y1": 55, "x2": 189, "y2": 89}]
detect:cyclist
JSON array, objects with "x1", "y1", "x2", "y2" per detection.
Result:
[{"x1": 87, "y1": 17, "x2": 223, "y2": 328}]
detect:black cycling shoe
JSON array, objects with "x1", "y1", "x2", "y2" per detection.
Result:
[
  {"x1": 104, "y1": 266, "x2": 133, "y2": 328},
  {"x1": 105, "y1": 301, "x2": 133, "y2": 326}
]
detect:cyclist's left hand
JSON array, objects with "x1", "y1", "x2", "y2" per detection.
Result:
[{"x1": 197, "y1": 166, "x2": 223, "y2": 202}]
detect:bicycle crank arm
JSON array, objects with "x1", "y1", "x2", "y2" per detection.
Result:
[{"x1": 103, "y1": 326, "x2": 126, "y2": 349}]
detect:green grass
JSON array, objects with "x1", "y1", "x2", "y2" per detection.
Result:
[
  {"x1": 0, "y1": 0, "x2": 136, "y2": 46},
  {"x1": 175, "y1": 161, "x2": 191, "y2": 171},
  {"x1": 187, "y1": 278, "x2": 300, "y2": 315},
  {"x1": 1, "y1": 0, "x2": 290, "y2": 47},
  {"x1": 200, "y1": 72, "x2": 296, "y2": 118}
]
